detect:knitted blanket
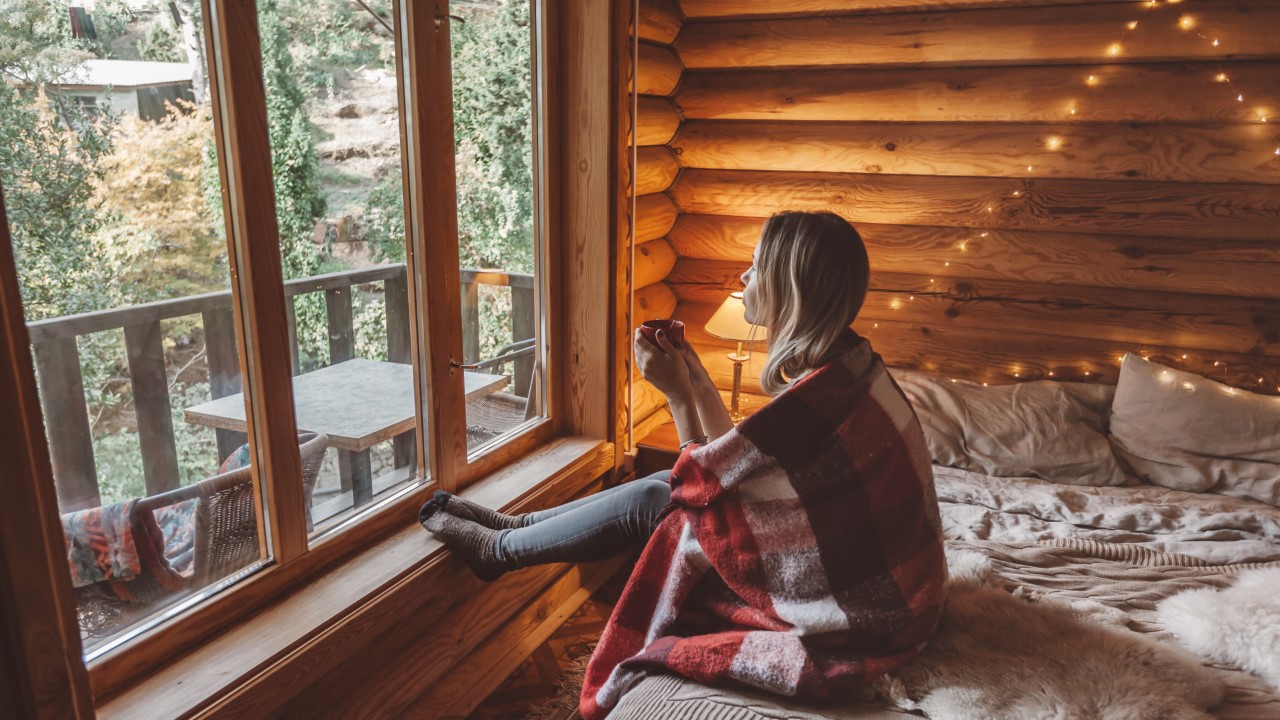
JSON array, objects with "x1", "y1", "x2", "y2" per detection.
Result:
[{"x1": 581, "y1": 336, "x2": 948, "y2": 719}]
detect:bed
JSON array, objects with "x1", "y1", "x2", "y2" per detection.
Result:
[{"x1": 605, "y1": 355, "x2": 1280, "y2": 720}]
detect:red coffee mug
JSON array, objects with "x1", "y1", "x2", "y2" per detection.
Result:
[{"x1": 639, "y1": 319, "x2": 685, "y2": 350}]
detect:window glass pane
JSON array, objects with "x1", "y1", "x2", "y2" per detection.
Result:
[
  {"x1": 253, "y1": 0, "x2": 421, "y2": 538},
  {"x1": 451, "y1": 0, "x2": 544, "y2": 456},
  {"x1": 0, "y1": 0, "x2": 268, "y2": 656}
]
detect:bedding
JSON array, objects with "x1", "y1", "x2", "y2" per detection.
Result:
[
  {"x1": 604, "y1": 464, "x2": 1280, "y2": 718},
  {"x1": 891, "y1": 369, "x2": 1126, "y2": 486},
  {"x1": 1108, "y1": 353, "x2": 1280, "y2": 505},
  {"x1": 608, "y1": 540, "x2": 1280, "y2": 720}
]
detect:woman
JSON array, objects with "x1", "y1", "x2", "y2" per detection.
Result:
[{"x1": 421, "y1": 211, "x2": 947, "y2": 718}]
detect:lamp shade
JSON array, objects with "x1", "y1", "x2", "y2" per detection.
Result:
[{"x1": 705, "y1": 292, "x2": 767, "y2": 343}]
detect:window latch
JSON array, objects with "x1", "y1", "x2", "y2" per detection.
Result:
[{"x1": 449, "y1": 355, "x2": 481, "y2": 371}]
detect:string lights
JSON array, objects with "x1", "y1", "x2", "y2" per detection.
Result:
[{"x1": 863, "y1": 0, "x2": 1277, "y2": 394}]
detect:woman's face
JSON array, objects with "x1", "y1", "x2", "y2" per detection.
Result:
[{"x1": 740, "y1": 244, "x2": 760, "y2": 326}]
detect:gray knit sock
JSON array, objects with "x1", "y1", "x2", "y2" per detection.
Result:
[
  {"x1": 433, "y1": 490, "x2": 528, "y2": 530},
  {"x1": 420, "y1": 509, "x2": 507, "y2": 582}
]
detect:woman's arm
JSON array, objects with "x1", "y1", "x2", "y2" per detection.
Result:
[
  {"x1": 679, "y1": 344, "x2": 736, "y2": 442},
  {"x1": 634, "y1": 329, "x2": 705, "y2": 445}
]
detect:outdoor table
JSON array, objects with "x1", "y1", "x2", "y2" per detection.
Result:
[{"x1": 184, "y1": 358, "x2": 507, "y2": 505}]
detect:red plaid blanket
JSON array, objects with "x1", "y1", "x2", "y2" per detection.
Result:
[{"x1": 581, "y1": 337, "x2": 947, "y2": 718}]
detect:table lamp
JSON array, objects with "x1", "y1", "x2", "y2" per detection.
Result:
[{"x1": 704, "y1": 291, "x2": 768, "y2": 422}]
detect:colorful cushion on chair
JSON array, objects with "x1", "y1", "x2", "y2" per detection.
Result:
[
  {"x1": 62, "y1": 500, "x2": 142, "y2": 587},
  {"x1": 219, "y1": 443, "x2": 252, "y2": 474}
]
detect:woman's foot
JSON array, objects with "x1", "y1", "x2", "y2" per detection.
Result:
[
  {"x1": 419, "y1": 507, "x2": 508, "y2": 582},
  {"x1": 430, "y1": 490, "x2": 528, "y2": 530}
]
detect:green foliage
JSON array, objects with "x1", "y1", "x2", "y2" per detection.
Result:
[
  {"x1": 276, "y1": 0, "x2": 393, "y2": 97},
  {"x1": 87, "y1": 0, "x2": 135, "y2": 59},
  {"x1": 452, "y1": 0, "x2": 533, "y2": 274},
  {"x1": 138, "y1": 20, "x2": 184, "y2": 63},
  {"x1": 94, "y1": 381, "x2": 221, "y2": 503},
  {"x1": 0, "y1": 0, "x2": 95, "y2": 85},
  {"x1": 96, "y1": 104, "x2": 227, "y2": 305},
  {"x1": 0, "y1": 81, "x2": 117, "y2": 320}
]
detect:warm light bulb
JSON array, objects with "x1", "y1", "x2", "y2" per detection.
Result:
[
  {"x1": 1048, "y1": 371, "x2": 1055, "y2": 377},
  {"x1": 1215, "y1": 73, "x2": 1229, "y2": 83},
  {"x1": 1127, "y1": 21, "x2": 1139, "y2": 30},
  {"x1": 1086, "y1": 75, "x2": 1100, "y2": 87},
  {"x1": 1046, "y1": 136, "x2": 1063, "y2": 150},
  {"x1": 980, "y1": 232, "x2": 990, "y2": 237},
  {"x1": 944, "y1": 261, "x2": 951, "y2": 266},
  {"x1": 1238, "y1": 94, "x2": 1245, "y2": 102},
  {"x1": 1012, "y1": 191, "x2": 1021, "y2": 196},
  {"x1": 1108, "y1": 43, "x2": 1122, "y2": 56},
  {"x1": 1212, "y1": 38, "x2": 1220, "y2": 47},
  {"x1": 1026, "y1": 165, "x2": 1034, "y2": 172},
  {"x1": 1178, "y1": 15, "x2": 1194, "y2": 30}
]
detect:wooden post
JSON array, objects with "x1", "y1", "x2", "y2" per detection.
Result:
[
  {"x1": 325, "y1": 287, "x2": 355, "y2": 365},
  {"x1": 31, "y1": 338, "x2": 99, "y2": 511},
  {"x1": 386, "y1": 269, "x2": 414, "y2": 469},
  {"x1": 460, "y1": 278, "x2": 480, "y2": 365},
  {"x1": 124, "y1": 320, "x2": 180, "y2": 495},
  {"x1": 512, "y1": 284, "x2": 535, "y2": 397},
  {"x1": 285, "y1": 296, "x2": 301, "y2": 376},
  {"x1": 203, "y1": 306, "x2": 248, "y2": 461}
]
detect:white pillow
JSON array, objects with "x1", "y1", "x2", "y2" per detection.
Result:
[
  {"x1": 891, "y1": 369, "x2": 1127, "y2": 486},
  {"x1": 1108, "y1": 353, "x2": 1280, "y2": 505}
]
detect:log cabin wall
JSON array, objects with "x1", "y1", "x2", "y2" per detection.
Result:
[
  {"x1": 659, "y1": 0, "x2": 1280, "y2": 397},
  {"x1": 632, "y1": 0, "x2": 685, "y2": 438}
]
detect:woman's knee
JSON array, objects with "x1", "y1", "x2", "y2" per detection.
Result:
[{"x1": 630, "y1": 476, "x2": 671, "y2": 508}]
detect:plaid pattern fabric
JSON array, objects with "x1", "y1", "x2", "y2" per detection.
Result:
[{"x1": 581, "y1": 336, "x2": 947, "y2": 719}]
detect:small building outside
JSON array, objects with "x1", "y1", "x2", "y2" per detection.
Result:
[{"x1": 50, "y1": 59, "x2": 194, "y2": 120}]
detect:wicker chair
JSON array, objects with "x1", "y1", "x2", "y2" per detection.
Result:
[
  {"x1": 75, "y1": 433, "x2": 328, "y2": 639},
  {"x1": 466, "y1": 357, "x2": 540, "y2": 447}
]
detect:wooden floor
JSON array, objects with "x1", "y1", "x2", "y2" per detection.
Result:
[{"x1": 466, "y1": 566, "x2": 627, "y2": 720}]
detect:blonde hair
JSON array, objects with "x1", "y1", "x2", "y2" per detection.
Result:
[{"x1": 755, "y1": 211, "x2": 870, "y2": 395}]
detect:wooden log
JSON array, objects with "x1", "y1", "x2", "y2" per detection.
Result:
[
  {"x1": 673, "y1": 120, "x2": 1280, "y2": 186},
  {"x1": 639, "y1": 0, "x2": 681, "y2": 43},
  {"x1": 680, "y1": 0, "x2": 1167, "y2": 20},
  {"x1": 634, "y1": 281, "x2": 679, "y2": 320},
  {"x1": 668, "y1": 215, "x2": 1280, "y2": 300},
  {"x1": 635, "y1": 192, "x2": 679, "y2": 242},
  {"x1": 670, "y1": 169, "x2": 1280, "y2": 242},
  {"x1": 32, "y1": 338, "x2": 99, "y2": 511},
  {"x1": 638, "y1": 42, "x2": 683, "y2": 96},
  {"x1": 859, "y1": 317, "x2": 1280, "y2": 395},
  {"x1": 636, "y1": 95, "x2": 680, "y2": 146},
  {"x1": 124, "y1": 321, "x2": 180, "y2": 495},
  {"x1": 630, "y1": 378, "x2": 669, "y2": 424},
  {"x1": 670, "y1": 258, "x2": 1280, "y2": 355},
  {"x1": 678, "y1": 301, "x2": 1280, "y2": 395},
  {"x1": 636, "y1": 146, "x2": 680, "y2": 196},
  {"x1": 635, "y1": 238, "x2": 678, "y2": 289},
  {"x1": 675, "y1": 62, "x2": 1280, "y2": 124},
  {"x1": 677, "y1": 3, "x2": 1280, "y2": 69}
]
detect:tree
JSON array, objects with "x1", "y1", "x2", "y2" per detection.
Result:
[{"x1": 0, "y1": 19, "x2": 116, "y2": 320}]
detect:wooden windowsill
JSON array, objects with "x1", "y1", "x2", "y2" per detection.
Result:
[{"x1": 96, "y1": 435, "x2": 613, "y2": 720}]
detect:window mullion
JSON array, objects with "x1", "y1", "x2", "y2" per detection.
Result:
[
  {"x1": 400, "y1": 0, "x2": 468, "y2": 492},
  {"x1": 204, "y1": 0, "x2": 307, "y2": 562}
]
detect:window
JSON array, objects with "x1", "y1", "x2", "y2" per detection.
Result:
[{"x1": 0, "y1": 0, "x2": 555, "y2": 668}]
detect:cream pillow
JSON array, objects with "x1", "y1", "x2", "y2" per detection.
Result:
[
  {"x1": 1108, "y1": 353, "x2": 1280, "y2": 505},
  {"x1": 891, "y1": 369, "x2": 1126, "y2": 486}
]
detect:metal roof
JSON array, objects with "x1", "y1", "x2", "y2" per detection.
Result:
[{"x1": 59, "y1": 60, "x2": 194, "y2": 90}]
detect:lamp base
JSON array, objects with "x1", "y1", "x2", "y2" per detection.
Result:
[{"x1": 728, "y1": 351, "x2": 749, "y2": 423}]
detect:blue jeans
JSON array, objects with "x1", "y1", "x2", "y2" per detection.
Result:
[{"x1": 494, "y1": 470, "x2": 672, "y2": 569}]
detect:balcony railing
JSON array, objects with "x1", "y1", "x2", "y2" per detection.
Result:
[{"x1": 26, "y1": 263, "x2": 534, "y2": 512}]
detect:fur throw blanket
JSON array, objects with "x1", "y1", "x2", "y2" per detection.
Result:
[
  {"x1": 879, "y1": 549, "x2": 1225, "y2": 720},
  {"x1": 580, "y1": 336, "x2": 948, "y2": 720},
  {"x1": 1158, "y1": 568, "x2": 1280, "y2": 692}
]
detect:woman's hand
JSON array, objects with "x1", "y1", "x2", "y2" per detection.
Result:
[
  {"x1": 635, "y1": 328, "x2": 692, "y2": 400},
  {"x1": 676, "y1": 340, "x2": 714, "y2": 391}
]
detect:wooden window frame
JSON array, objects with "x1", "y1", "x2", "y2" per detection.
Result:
[{"x1": 0, "y1": 0, "x2": 627, "y2": 713}]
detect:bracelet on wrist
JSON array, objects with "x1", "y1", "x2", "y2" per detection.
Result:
[{"x1": 679, "y1": 435, "x2": 708, "y2": 450}]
